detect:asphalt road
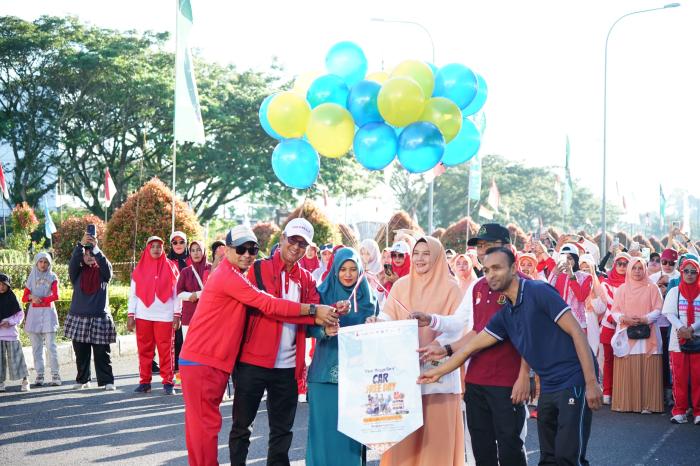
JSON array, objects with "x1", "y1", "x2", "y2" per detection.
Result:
[{"x1": 1, "y1": 355, "x2": 698, "y2": 465}]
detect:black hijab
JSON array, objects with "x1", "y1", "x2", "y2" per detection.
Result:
[
  {"x1": 167, "y1": 248, "x2": 190, "y2": 271},
  {"x1": 0, "y1": 274, "x2": 22, "y2": 321}
]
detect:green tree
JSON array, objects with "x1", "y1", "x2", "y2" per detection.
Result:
[{"x1": 388, "y1": 164, "x2": 428, "y2": 220}]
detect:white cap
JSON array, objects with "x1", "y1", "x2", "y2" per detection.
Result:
[
  {"x1": 284, "y1": 218, "x2": 314, "y2": 244},
  {"x1": 170, "y1": 231, "x2": 187, "y2": 243},
  {"x1": 391, "y1": 241, "x2": 411, "y2": 254},
  {"x1": 560, "y1": 243, "x2": 580, "y2": 256},
  {"x1": 226, "y1": 225, "x2": 258, "y2": 247}
]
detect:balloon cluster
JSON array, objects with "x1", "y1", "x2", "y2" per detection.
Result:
[{"x1": 259, "y1": 41, "x2": 487, "y2": 189}]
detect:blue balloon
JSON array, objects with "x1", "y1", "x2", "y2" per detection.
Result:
[
  {"x1": 347, "y1": 80, "x2": 383, "y2": 127},
  {"x1": 426, "y1": 62, "x2": 438, "y2": 78},
  {"x1": 441, "y1": 117, "x2": 481, "y2": 167},
  {"x1": 353, "y1": 122, "x2": 397, "y2": 170},
  {"x1": 397, "y1": 122, "x2": 445, "y2": 173},
  {"x1": 259, "y1": 94, "x2": 282, "y2": 139},
  {"x1": 325, "y1": 41, "x2": 368, "y2": 87},
  {"x1": 461, "y1": 73, "x2": 488, "y2": 116},
  {"x1": 433, "y1": 64, "x2": 478, "y2": 110},
  {"x1": 306, "y1": 74, "x2": 350, "y2": 109},
  {"x1": 271, "y1": 139, "x2": 320, "y2": 189}
]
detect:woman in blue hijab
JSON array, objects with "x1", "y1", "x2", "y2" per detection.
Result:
[{"x1": 306, "y1": 247, "x2": 378, "y2": 466}]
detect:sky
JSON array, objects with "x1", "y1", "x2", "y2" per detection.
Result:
[{"x1": 3, "y1": 0, "x2": 699, "y2": 224}]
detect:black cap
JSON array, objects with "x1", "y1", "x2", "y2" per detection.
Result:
[
  {"x1": 0, "y1": 273, "x2": 11, "y2": 288},
  {"x1": 467, "y1": 223, "x2": 511, "y2": 246}
]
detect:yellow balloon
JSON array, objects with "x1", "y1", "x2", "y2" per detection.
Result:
[
  {"x1": 366, "y1": 71, "x2": 390, "y2": 84},
  {"x1": 267, "y1": 92, "x2": 310, "y2": 139},
  {"x1": 391, "y1": 60, "x2": 434, "y2": 99},
  {"x1": 377, "y1": 77, "x2": 426, "y2": 127},
  {"x1": 420, "y1": 97, "x2": 463, "y2": 143},
  {"x1": 292, "y1": 71, "x2": 322, "y2": 96},
  {"x1": 306, "y1": 103, "x2": 355, "y2": 158}
]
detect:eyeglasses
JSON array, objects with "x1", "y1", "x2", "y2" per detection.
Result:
[
  {"x1": 661, "y1": 260, "x2": 676, "y2": 266},
  {"x1": 649, "y1": 258, "x2": 661, "y2": 264},
  {"x1": 615, "y1": 261, "x2": 628, "y2": 267},
  {"x1": 391, "y1": 252, "x2": 405, "y2": 259},
  {"x1": 682, "y1": 269, "x2": 698, "y2": 275},
  {"x1": 171, "y1": 240, "x2": 186, "y2": 245},
  {"x1": 286, "y1": 236, "x2": 309, "y2": 249},
  {"x1": 235, "y1": 244, "x2": 259, "y2": 256}
]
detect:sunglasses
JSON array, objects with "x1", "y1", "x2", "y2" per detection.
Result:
[
  {"x1": 171, "y1": 240, "x2": 186, "y2": 245},
  {"x1": 649, "y1": 258, "x2": 661, "y2": 264},
  {"x1": 319, "y1": 243, "x2": 333, "y2": 251},
  {"x1": 391, "y1": 252, "x2": 405, "y2": 259},
  {"x1": 615, "y1": 261, "x2": 628, "y2": 267},
  {"x1": 235, "y1": 244, "x2": 259, "y2": 256},
  {"x1": 661, "y1": 260, "x2": 676, "y2": 266},
  {"x1": 682, "y1": 269, "x2": 698, "y2": 275},
  {"x1": 286, "y1": 236, "x2": 309, "y2": 249}
]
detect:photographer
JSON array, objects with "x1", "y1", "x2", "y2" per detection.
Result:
[{"x1": 63, "y1": 230, "x2": 117, "y2": 390}]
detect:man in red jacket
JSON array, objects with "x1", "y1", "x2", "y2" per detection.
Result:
[
  {"x1": 229, "y1": 218, "x2": 321, "y2": 466},
  {"x1": 179, "y1": 225, "x2": 338, "y2": 466}
]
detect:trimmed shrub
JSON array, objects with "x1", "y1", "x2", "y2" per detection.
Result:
[
  {"x1": 53, "y1": 215, "x2": 106, "y2": 261},
  {"x1": 252, "y1": 221, "x2": 280, "y2": 253},
  {"x1": 440, "y1": 217, "x2": 480, "y2": 253},
  {"x1": 279, "y1": 201, "x2": 340, "y2": 247},
  {"x1": 104, "y1": 178, "x2": 202, "y2": 272},
  {"x1": 338, "y1": 223, "x2": 360, "y2": 249},
  {"x1": 374, "y1": 211, "x2": 425, "y2": 249},
  {"x1": 431, "y1": 228, "x2": 446, "y2": 241},
  {"x1": 6, "y1": 202, "x2": 38, "y2": 255},
  {"x1": 0, "y1": 263, "x2": 69, "y2": 292},
  {"x1": 0, "y1": 249, "x2": 29, "y2": 264}
]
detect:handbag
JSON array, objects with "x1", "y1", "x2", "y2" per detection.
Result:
[
  {"x1": 626, "y1": 324, "x2": 651, "y2": 340},
  {"x1": 680, "y1": 337, "x2": 700, "y2": 353}
]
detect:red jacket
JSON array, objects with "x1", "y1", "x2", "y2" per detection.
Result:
[
  {"x1": 239, "y1": 251, "x2": 318, "y2": 380},
  {"x1": 180, "y1": 258, "x2": 302, "y2": 374}
]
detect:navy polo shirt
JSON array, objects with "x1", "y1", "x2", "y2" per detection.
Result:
[{"x1": 485, "y1": 278, "x2": 594, "y2": 394}]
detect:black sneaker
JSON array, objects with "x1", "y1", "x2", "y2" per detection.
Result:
[
  {"x1": 134, "y1": 383, "x2": 152, "y2": 394},
  {"x1": 163, "y1": 383, "x2": 176, "y2": 395}
]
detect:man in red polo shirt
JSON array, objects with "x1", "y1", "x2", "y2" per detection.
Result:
[{"x1": 415, "y1": 223, "x2": 531, "y2": 466}]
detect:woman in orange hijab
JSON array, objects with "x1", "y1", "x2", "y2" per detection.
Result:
[
  {"x1": 127, "y1": 236, "x2": 180, "y2": 395},
  {"x1": 376, "y1": 236, "x2": 465, "y2": 466},
  {"x1": 610, "y1": 257, "x2": 664, "y2": 413}
]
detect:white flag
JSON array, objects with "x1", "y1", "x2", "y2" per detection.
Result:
[
  {"x1": 174, "y1": 0, "x2": 205, "y2": 144},
  {"x1": 104, "y1": 168, "x2": 117, "y2": 206},
  {"x1": 487, "y1": 178, "x2": 500, "y2": 212}
]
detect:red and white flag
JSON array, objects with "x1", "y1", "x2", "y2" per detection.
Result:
[
  {"x1": 487, "y1": 178, "x2": 500, "y2": 212},
  {"x1": 0, "y1": 164, "x2": 8, "y2": 199},
  {"x1": 104, "y1": 169, "x2": 117, "y2": 206},
  {"x1": 432, "y1": 163, "x2": 446, "y2": 178}
]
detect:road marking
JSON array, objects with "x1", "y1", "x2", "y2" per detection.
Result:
[{"x1": 633, "y1": 424, "x2": 678, "y2": 466}]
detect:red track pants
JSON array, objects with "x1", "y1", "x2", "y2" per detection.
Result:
[
  {"x1": 671, "y1": 351, "x2": 700, "y2": 417},
  {"x1": 181, "y1": 364, "x2": 229, "y2": 466},
  {"x1": 135, "y1": 319, "x2": 174, "y2": 385}
]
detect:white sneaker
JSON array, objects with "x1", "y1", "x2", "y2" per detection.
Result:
[
  {"x1": 670, "y1": 414, "x2": 687, "y2": 424},
  {"x1": 298, "y1": 394, "x2": 307, "y2": 403},
  {"x1": 641, "y1": 409, "x2": 652, "y2": 414},
  {"x1": 104, "y1": 384, "x2": 116, "y2": 391},
  {"x1": 694, "y1": 416, "x2": 700, "y2": 425},
  {"x1": 0, "y1": 382, "x2": 5, "y2": 392},
  {"x1": 50, "y1": 375, "x2": 62, "y2": 386},
  {"x1": 20, "y1": 379, "x2": 30, "y2": 392},
  {"x1": 603, "y1": 395, "x2": 611, "y2": 405},
  {"x1": 72, "y1": 382, "x2": 91, "y2": 390}
]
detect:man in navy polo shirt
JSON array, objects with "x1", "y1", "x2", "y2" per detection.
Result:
[{"x1": 419, "y1": 246, "x2": 602, "y2": 466}]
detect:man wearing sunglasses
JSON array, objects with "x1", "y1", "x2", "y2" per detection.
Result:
[
  {"x1": 230, "y1": 218, "x2": 325, "y2": 466},
  {"x1": 179, "y1": 225, "x2": 338, "y2": 465}
]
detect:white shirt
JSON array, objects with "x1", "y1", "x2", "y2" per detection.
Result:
[
  {"x1": 127, "y1": 280, "x2": 178, "y2": 322},
  {"x1": 274, "y1": 272, "x2": 299, "y2": 368},
  {"x1": 662, "y1": 286, "x2": 700, "y2": 352}
]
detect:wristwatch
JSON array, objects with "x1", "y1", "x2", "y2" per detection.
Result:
[
  {"x1": 444, "y1": 344, "x2": 453, "y2": 357},
  {"x1": 309, "y1": 304, "x2": 317, "y2": 317}
]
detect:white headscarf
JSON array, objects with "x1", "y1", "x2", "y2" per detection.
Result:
[
  {"x1": 360, "y1": 239, "x2": 383, "y2": 275},
  {"x1": 26, "y1": 252, "x2": 58, "y2": 297}
]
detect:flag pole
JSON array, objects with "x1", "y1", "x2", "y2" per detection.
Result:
[
  {"x1": 1, "y1": 198, "x2": 6, "y2": 243},
  {"x1": 171, "y1": 142, "x2": 177, "y2": 233}
]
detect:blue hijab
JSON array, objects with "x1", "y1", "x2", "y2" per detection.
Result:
[{"x1": 317, "y1": 247, "x2": 378, "y2": 321}]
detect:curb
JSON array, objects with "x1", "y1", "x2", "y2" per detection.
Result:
[{"x1": 21, "y1": 334, "x2": 137, "y2": 372}]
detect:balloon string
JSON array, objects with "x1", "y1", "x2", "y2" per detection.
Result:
[{"x1": 347, "y1": 271, "x2": 365, "y2": 312}]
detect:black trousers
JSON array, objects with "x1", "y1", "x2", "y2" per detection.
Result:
[
  {"x1": 464, "y1": 383, "x2": 527, "y2": 466},
  {"x1": 173, "y1": 327, "x2": 183, "y2": 371},
  {"x1": 537, "y1": 386, "x2": 592, "y2": 466},
  {"x1": 660, "y1": 326, "x2": 672, "y2": 388},
  {"x1": 229, "y1": 363, "x2": 298, "y2": 466},
  {"x1": 72, "y1": 341, "x2": 114, "y2": 385}
]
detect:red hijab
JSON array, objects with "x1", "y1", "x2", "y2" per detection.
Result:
[
  {"x1": 679, "y1": 259, "x2": 700, "y2": 330},
  {"x1": 604, "y1": 252, "x2": 631, "y2": 288},
  {"x1": 132, "y1": 239, "x2": 180, "y2": 307},
  {"x1": 384, "y1": 249, "x2": 412, "y2": 292}
]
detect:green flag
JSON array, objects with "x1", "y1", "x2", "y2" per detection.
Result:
[
  {"x1": 563, "y1": 135, "x2": 573, "y2": 217},
  {"x1": 175, "y1": 0, "x2": 205, "y2": 144},
  {"x1": 659, "y1": 185, "x2": 666, "y2": 227}
]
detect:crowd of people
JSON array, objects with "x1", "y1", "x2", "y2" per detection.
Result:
[{"x1": 1, "y1": 218, "x2": 700, "y2": 466}]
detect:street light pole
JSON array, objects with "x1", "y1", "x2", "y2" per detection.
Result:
[
  {"x1": 601, "y1": 3, "x2": 679, "y2": 255},
  {"x1": 371, "y1": 18, "x2": 436, "y2": 233}
]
